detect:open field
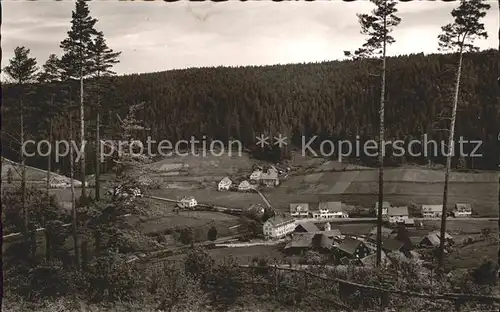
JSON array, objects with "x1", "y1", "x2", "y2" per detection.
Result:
[
  {"x1": 3, "y1": 153, "x2": 498, "y2": 216},
  {"x1": 446, "y1": 240, "x2": 498, "y2": 269},
  {"x1": 164, "y1": 244, "x2": 289, "y2": 264}
]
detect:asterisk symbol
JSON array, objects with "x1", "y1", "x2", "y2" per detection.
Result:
[
  {"x1": 255, "y1": 134, "x2": 269, "y2": 148},
  {"x1": 273, "y1": 134, "x2": 288, "y2": 147}
]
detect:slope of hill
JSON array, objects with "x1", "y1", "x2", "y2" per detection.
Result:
[{"x1": 2, "y1": 50, "x2": 499, "y2": 176}]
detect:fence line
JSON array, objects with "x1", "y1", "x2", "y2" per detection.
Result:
[{"x1": 237, "y1": 265, "x2": 500, "y2": 310}]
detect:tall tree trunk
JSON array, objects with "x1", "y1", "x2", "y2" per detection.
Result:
[
  {"x1": 20, "y1": 98, "x2": 28, "y2": 247},
  {"x1": 45, "y1": 103, "x2": 53, "y2": 261},
  {"x1": 95, "y1": 111, "x2": 100, "y2": 201},
  {"x1": 70, "y1": 99, "x2": 81, "y2": 270},
  {"x1": 376, "y1": 8, "x2": 388, "y2": 267},
  {"x1": 80, "y1": 72, "x2": 87, "y2": 201},
  {"x1": 438, "y1": 49, "x2": 463, "y2": 270}
]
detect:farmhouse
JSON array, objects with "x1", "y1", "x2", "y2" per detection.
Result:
[
  {"x1": 238, "y1": 180, "x2": 253, "y2": 191},
  {"x1": 374, "y1": 201, "x2": 391, "y2": 216},
  {"x1": 218, "y1": 177, "x2": 232, "y2": 190},
  {"x1": 263, "y1": 215, "x2": 296, "y2": 239},
  {"x1": 179, "y1": 196, "x2": 197, "y2": 208},
  {"x1": 368, "y1": 226, "x2": 396, "y2": 239},
  {"x1": 294, "y1": 222, "x2": 320, "y2": 233},
  {"x1": 381, "y1": 237, "x2": 407, "y2": 254},
  {"x1": 260, "y1": 170, "x2": 279, "y2": 187},
  {"x1": 386, "y1": 206, "x2": 409, "y2": 224},
  {"x1": 453, "y1": 203, "x2": 472, "y2": 217},
  {"x1": 334, "y1": 237, "x2": 370, "y2": 259},
  {"x1": 421, "y1": 204, "x2": 443, "y2": 218},
  {"x1": 419, "y1": 231, "x2": 453, "y2": 248},
  {"x1": 249, "y1": 169, "x2": 262, "y2": 182},
  {"x1": 284, "y1": 233, "x2": 334, "y2": 254},
  {"x1": 284, "y1": 233, "x2": 315, "y2": 254},
  {"x1": 290, "y1": 203, "x2": 310, "y2": 218},
  {"x1": 313, "y1": 201, "x2": 348, "y2": 219}
]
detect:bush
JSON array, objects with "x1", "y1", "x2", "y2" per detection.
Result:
[
  {"x1": 210, "y1": 256, "x2": 243, "y2": 305},
  {"x1": 4, "y1": 260, "x2": 76, "y2": 301},
  {"x1": 84, "y1": 251, "x2": 142, "y2": 302},
  {"x1": 179, "y1": 227, "x2": 194, "y2": 245},
  {"x1": 471, "y1": 258, "x2": 499, "y2": 286},
  {"x1": 207, "y1": 226, "x2": 218, "y2": 241},
  {"x1": 146, "y1": 263, "x2": 206, "y2": 312},
  {"x1": 184, "y1": 247, "x2": 214, "y2": 288}
]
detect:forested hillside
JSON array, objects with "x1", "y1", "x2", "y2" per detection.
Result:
[{"x1": 2, "y1": 49, "x2": 499, "y2": 174}]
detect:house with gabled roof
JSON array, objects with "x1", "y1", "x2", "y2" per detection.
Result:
[
  {"x1": 263, "y1": 215, "x2": 296, "y2": 239},
  {"x1": 334, "y1": 237, "x2": 370, "y2": 259},
  {"x1": 368, "y1": 226, "x2": 396, "y2": 239},
  {"x1": 381, "y1": 237, "x2": 407, "y2": 254},
  {"x1": 179, "y1": 196, "x2": 197, "y2": 208},
  {"x1": 419, "y1": 231, "x2": 453, "y2": 248},
  {"x1": 260, "y1": 170, "x2": 279, "y2": 187},
  {"x1": 374, "y1": 201, "x2": 391, "y2": 216},
  {"x1": 387, "y1": 206, "x2": 409, "y2": 224},
  {"x1": 453, "y1": 203, "x2": 472, "y2": 217},
  {"x1": 421, "y1": 204, "x2": 443, "y2": 218},
  {"x1": 290, "y1": 203, "x2": 309, "y2": 218},
  {"x1": 284, "y1": 233, "x2": 315, "y2": 254},
  {"x1": 284, "y1": 232, "x2": 334, "y2": 255},
  {"x1": 218, "y1": 177, "x2": 232, "y2": 191},
  {"x1": 238, "y1": 180, "x2": 253, "y2": 191},
  {"x1": 249, "y1": 169, "x2": 262, "y2": 182},
  {"x1": 294, "y1": 222, "x2": 320, "y2": 233}
]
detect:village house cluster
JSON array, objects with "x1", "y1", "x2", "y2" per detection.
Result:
[
  {"x1": 289, "y1": 201, "x2": 349, "y2": 219},
  {"x1": 262, "y1": 215, "x2": 456, "y2": 267},
  {"x1": 217, "y1": 164, "x2": 289, "y2": 192},
  {"x1": 375, "y1": 201, "x2": 472, "y2": 222}
]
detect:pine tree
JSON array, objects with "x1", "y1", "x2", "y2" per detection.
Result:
[
  {"x1": 59, "y1": 0, "x2": 99, "y2": 201},
  {"x1": 38, "y1": 54, "x2": 64, "y2": 261},
  {"x1": 436, "y1": 0, "x2": 491, "y2": 271},
  {"x1": 37, "y1": 54, "x2": 62, "y2": 83},
  {"x1": 3, "y1": 46, "x2": 38, "y2": 248},
  {"x1": 346, "y1": 0, "x2": 401, "y2": 267},
  {"x1": 89, "y1": 31, "x2": 121, "y2": 201}
]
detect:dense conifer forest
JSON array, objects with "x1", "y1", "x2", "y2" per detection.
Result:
[{"x1": 2, "y1": 49, "x2": 499, "y2": 174}]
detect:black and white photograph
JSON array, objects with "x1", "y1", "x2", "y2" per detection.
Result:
[{"x1": 1, "y1": 0, "x2": 499, "y2": 311}]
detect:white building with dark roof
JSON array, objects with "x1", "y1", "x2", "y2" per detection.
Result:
[
  {"x1": 386, "y1": 206, "x2": 409, "y2": 224},
  {"x1": 421, "y1": 204, "x2": 443, "y2": 218},
  {"x1": 179, "y1": 196, "x2": 197, "y2": 208},
  {"x1": 290, "y1": 203, "x2": 310, "y2": 218},
  {"x1": 453, "y1": 203, "x2": 472, "y2": 217},
  {"x1": 218, "y1": 177, "x2": 232, "y2": 190}
]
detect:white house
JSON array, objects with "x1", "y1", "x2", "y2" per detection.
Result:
[
  {"x1": 290, "y1": 203, "x2": 310, "y2": 218},
  {"x1": 260, "y1": 170, "x2": 279, "y2": 187},
  {"x1": 421, "y1": 204, "x2": 443, "y2": 218},
  {"x1": 179, "y1": 196, "x2": 197, "y2": 208},
  {"x1": 238, "y1": 180, "x2": 253, "y2": 191},
  {"x1": 453, "y1": 203, "x2": 472, "y2": 217},
  {"x1": 313, "y1": 201, "x2": 348, "y2": 219},
  {"x1": 386, "y1": 206, "x2": 409, "y2": 224},
  {"x1": 218, "y1": 177, "x2": 232, "y2": 191},
  {"x1": 263, "y1": 215, "x2": 296, "y2": 239},
  {"x1": 249, "y1": 170, "x2": 262, "y2": 182},
  {"x1": 374, "y1": 201, "x2": 391, "y2": 216}
]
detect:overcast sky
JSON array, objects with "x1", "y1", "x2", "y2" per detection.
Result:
[{"x1": 2, "y1": 0, "x2": 498, "y2": 76}]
